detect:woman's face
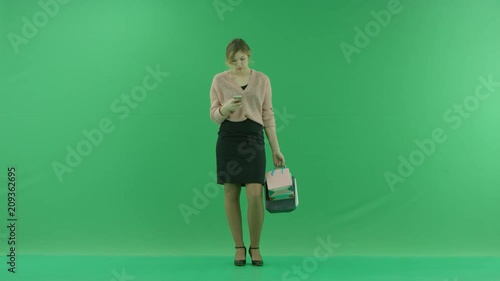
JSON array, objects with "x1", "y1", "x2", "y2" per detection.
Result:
[{"x1": 229, "y1": 51, "x2": 249, "y2": 72}]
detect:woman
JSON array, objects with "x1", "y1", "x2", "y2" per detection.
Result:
[{"x1": 209, "y1": 38, "x2": 285, "y2": 266}]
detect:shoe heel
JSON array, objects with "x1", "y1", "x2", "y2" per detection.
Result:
[
  {"x1": 249, "y1": 246, "x2": 263, "y2": 266},
  {"x1": 234, "y1": 246, "x2": 246, "y2": 266}
]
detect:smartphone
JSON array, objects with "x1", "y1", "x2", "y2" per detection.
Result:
[{"x1": 233, "y1": 95, "x2": 242, "y2": 101}]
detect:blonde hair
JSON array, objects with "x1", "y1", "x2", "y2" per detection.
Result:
[{"x1": 225, "y1": 38, "x2": 254, "y2": 68}]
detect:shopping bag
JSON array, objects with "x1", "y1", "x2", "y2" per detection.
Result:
[
  {"x1": 265, "y1": 176, "x2": 298, "y2": 213},
  {"x1": 265, "y1": 166, "x2": 294, "y2": 201}
]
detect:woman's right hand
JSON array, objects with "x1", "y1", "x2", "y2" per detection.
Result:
[{"x1": 221, "y1": 97, "x2": 243, "y2": 115}]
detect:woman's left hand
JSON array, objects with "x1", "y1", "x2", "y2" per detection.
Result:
[{"x1": 273, "y1": 151, "x2": 285, "y2": 167}]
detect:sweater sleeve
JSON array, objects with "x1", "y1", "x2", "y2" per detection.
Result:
[
  {"x1": 262, "y1": 76, "x2": 276, "y2": 128},
  {"x1": 209, "y1": 76, "x2": 228, "y2": 124}
]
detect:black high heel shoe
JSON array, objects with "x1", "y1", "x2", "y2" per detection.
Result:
[
  {"x1": 234, "y1": 246, "x2": 246, "y2": 266},
  {"x1": 249, "y1": 246, "x2": 263, "y2": 266}
]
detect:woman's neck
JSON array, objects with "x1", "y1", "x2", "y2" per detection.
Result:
[{"x1": 230, "y1": 68, "x2": 251, "y2": 77}]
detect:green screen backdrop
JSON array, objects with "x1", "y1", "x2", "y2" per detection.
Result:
[{"x1": 0, "y1": 0, "x2": 499, "y2": 261}]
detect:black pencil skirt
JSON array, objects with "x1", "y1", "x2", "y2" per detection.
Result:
[{"x1": 216, "y1": 118, "x2": 266, "y2": 186}]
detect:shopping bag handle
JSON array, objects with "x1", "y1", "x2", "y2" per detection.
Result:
[{"x1": 271, "y1": 165, "x2": 286, "y2": 176}]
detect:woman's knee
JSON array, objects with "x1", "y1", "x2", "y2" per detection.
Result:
[{"x1": 245, "y1": 183, "x2": 263, "y2": 201}]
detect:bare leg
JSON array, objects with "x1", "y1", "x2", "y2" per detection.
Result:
[
  {"x1": 224, "y1": 183, "x2": 245, "y2": 260},
  {"x1": 246, "y1": 183, "x2": 264, "y2": 261}
]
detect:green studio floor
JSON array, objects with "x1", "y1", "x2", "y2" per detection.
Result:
[{"x1": 1, "y1": 256, "x2": 499, "y2": 281}]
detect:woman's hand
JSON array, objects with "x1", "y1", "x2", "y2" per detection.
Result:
[
  {"x1": 273, "y1": 151, "x2": 285, "y2": 167},
  {"x1": 221, "y1": 98, "x2": 243, "y2": 115}
]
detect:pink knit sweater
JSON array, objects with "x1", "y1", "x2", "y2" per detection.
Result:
[{"x1": 209, "y1": 69, "x2": 276, "y2": 128}]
